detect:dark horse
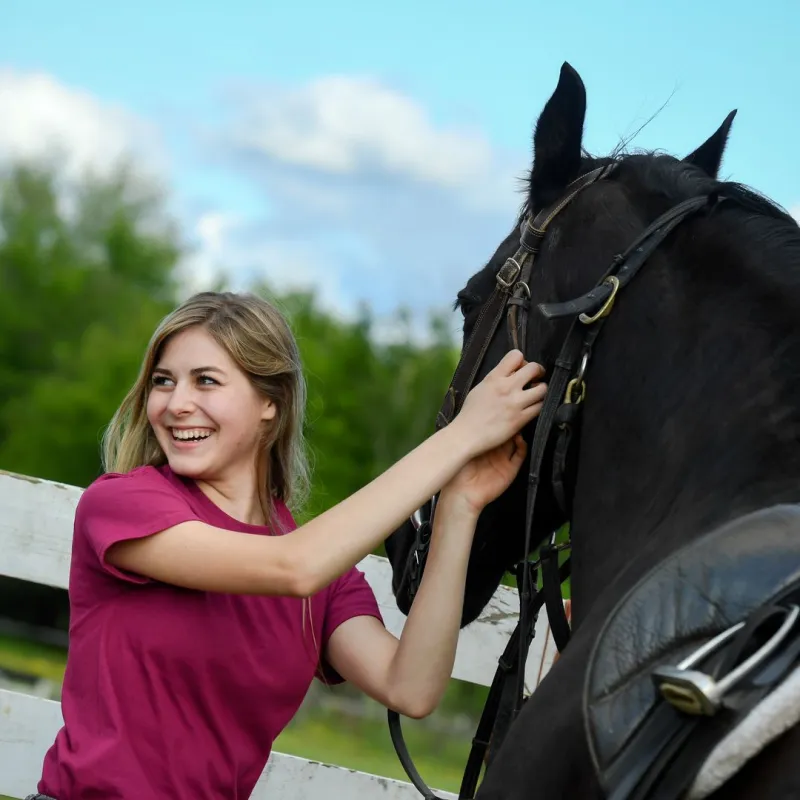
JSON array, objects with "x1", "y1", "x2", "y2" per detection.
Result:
[{"x1": 385, "y1": 63, "x2": 800, "y2": 799}]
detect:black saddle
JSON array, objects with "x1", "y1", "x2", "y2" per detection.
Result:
[{"x1": 583, "y1": 504, "x2": 800, "y2": 799}]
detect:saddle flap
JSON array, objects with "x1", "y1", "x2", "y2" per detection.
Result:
[{"x1": 583, "y1": 504, "x2": 800, "y2": 786}]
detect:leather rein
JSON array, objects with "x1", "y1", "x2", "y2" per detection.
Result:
[{"x1": 388, "y1": 162, "x2": 721, "y2": 800}]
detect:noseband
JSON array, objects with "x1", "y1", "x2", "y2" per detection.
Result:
[{"x1": 389, "y1": 163, "x2": 721, "y2": 800}]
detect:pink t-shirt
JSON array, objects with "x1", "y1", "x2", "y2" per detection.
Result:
[{"x1": 38, "y1": 465, "x2": 383, "y2": 799}]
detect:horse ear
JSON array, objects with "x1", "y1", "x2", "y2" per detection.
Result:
[
  {"x1": 683, "y1": 110, "x2": 737, "y2": 177},
  {"x1": 530, "y1": 62, "x2": 587, "y2": 207}
]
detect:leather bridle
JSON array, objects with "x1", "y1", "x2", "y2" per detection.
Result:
[{"x1": 388, "y1": 162, "x2": 722, "y2": 800}]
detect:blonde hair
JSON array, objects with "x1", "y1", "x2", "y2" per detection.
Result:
[{"x1": 101, "y1": 290, "x2": 311, "y2": 529}]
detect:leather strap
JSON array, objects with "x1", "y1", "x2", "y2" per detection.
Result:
[
  {"x1": 539, "y1": 195, "x2": 715, "y2": 321},
  {"x1": 436, "y1": 164, "x2": 616, "y2": 430},
  {"x1": 540, "y1": 544, "x2": 571, "y2": 652},
  {"x1": 436, "y1": 256, "x2": 524, "y2": 429},
  {"x1": 387, "y1": 558, "x2": 573, "y2": 800},
  {"x1": 392, "y1": 163, "x2": 620, "y2": 800}
]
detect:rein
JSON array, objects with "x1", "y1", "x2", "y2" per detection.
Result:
[{"x1": 388, "y1": 164, "x2": 721, "y2": 799}]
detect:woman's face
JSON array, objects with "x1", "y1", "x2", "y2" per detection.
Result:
[{"x1": 146, "y1": 326, "x2": 276, "y2": 485}]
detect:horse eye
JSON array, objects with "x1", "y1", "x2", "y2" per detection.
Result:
[{"x1": 457, "y1": 291, "x2": 480, "y2": 317}]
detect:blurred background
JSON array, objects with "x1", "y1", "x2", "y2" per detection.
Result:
[{"x1": 1, "y1": 0, "x2": 797, "y2": 793}]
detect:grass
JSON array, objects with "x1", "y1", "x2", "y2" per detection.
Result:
[
  {"x1": 0, "y1": 635, "x2": 67, "y2": 800},
  {"x1": 0, "y1": 634, "x2": 67, "y2": 683},
  {"x1": 276, "y1": 709, "x2": 473, "y2": 792}
]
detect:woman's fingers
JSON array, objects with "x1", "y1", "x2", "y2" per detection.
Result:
[
  {"x1": 509, "y1": 359, "x2": 545, "y2": 389},
  {"x1": 521, "y1": 381, "x2": 548, "y2": 406},
  {"x1": 510, "y1": 434, "x2": 527, "y2": 462},
  {"x1": 489, "y1": 349, "x2": 526, "y2": 377}
]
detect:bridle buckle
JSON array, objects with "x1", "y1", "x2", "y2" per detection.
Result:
[{"x1": 496, "y1": 257, "x2": 523, "y2": 289}]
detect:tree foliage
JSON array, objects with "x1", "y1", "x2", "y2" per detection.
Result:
[
  {"x1": 271, "y1": 289, "x2": 457, "y2": 522},
  {"x1": 0, "y1": 159, "x2": 458, "y2": 526},
  {"x1": 0, "y1": 163, "x2": 181, "y2": 484}
]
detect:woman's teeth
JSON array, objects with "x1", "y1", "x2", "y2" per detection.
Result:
[{"x1": 172, "y1": 429, "x2": 213, "y2": 441}]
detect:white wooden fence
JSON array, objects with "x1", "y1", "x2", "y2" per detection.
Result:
[{"x1": 0, "y1": 469, "x2": 565, "y2": 799}]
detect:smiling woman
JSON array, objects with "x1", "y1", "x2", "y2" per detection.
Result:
[
  {"x1": 145, "y1": 330, "x2": 282, "y2": 527},
  {"x1": 103, "y1": 292, "x2": 306, "y2": 535},
  {"x1": 24, "y1": 290, "x2": 547, "y2": 800}
]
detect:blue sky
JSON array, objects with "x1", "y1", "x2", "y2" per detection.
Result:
[{"x1": 3, "y1": 0, "x2": 798, "y2": 329}]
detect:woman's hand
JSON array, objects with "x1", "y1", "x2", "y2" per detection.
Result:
[
  {"x1": 451, "y1": 349, "x2": 546, "y2": 460},
  {"x1": 443, "y1": 434, "x2": 528, "y2": 517}
]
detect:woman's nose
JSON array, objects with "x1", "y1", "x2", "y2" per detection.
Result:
[{"x1": 166, "y1": 381, "x2": 198, "y2": 414}]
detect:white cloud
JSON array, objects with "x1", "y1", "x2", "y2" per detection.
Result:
[
  {"x1": 209, "y1": 75, "x2": 527, "y2": 322},
  {"x1": 230, "y1": 76, "x2": 490, "y2": 183},
  {"x1": 178, "y1": 208, "x2": 458, "y2": 346},
  {"x1": 223, "y1": 75, "x2": 518, "y2": 212},
  {"x1": 176, "y1": 210, "x2": 242, "y2": 294},
  {"x1": 0, "y1": 68, "x2": 525, "y2": 326},
  {"x1": 178, "y1": 210, "x2": 354, "y2": 316},
  {"x1": 0, "y1": 69, "x2": 166, "y2": 180}
]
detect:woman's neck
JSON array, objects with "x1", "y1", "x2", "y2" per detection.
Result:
[{"x1": 195, "y1": 473, "x2": 266, "y2": 526}]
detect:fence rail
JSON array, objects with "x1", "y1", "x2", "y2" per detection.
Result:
[{"x1": 0, "y1": 470, "x2": 563, "y2": 799}]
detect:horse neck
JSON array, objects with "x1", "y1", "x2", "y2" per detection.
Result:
[{"x1": 565, "y1": 207, "x2": 800, "y2": 619}]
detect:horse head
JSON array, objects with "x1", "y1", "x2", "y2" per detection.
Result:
[{"x1": 386, "y1": 61, "x2": 800, "y2": 632}]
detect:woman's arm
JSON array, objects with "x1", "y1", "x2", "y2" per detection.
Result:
[
  {"x1": 323, "y1": 488, "x2": 482, "y2": 718},
  {"x1": 108, "y1": 351, "x2": 545, "y2": 597},
  {"x1": 324, "y1": 429, "x2": 531, "y2": 717}
]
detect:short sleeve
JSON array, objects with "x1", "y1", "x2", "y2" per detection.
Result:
[
  {"x1": 75, "y1": 466, "x2": 201, "y2": 584},
  {"x1": 316, "y1": 565, "x2": 384, "y2": 684}
]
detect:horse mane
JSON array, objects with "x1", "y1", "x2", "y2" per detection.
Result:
[
  {"x1": 514, "y1": 148, "x2": 800, "y2": 304},
  {"x1": 619, "y1": 150, "x2": 797, "y2": 227},
  {"x1": 456, "y1": 148, "x2": 800, "y2": 320}
]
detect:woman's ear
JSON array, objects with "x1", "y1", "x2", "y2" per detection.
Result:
[{"x1": 261, "y1": 399, "x2": 277, "y2": 421}]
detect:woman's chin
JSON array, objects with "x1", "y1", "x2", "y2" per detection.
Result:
[{"x1": 164, "y1": 452, "x2": 214, "y2": 479}]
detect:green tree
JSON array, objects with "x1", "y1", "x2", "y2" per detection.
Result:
[
  {"x1": 262, "y1": 285, "x2": 458, "y2": 526},
  {"x1": 0, "y1": 162, "x2": 182, "y2": 486}
]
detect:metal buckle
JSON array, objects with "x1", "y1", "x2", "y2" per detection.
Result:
[
  {"x1": 652, "y1": 604, "x2": 800, "y2": 716},
  {"x1": 496, "y1": 257, "x2": 522, "y2": 289},
  {"x1": 564, "y1": 351, "x2": 590, "y2": 405},
  {"x1": 579, "y1": 275, "x2": 620, "y2": 324},
  {"x1": 513, "y1": 281, "x2": 531, "y2": 299}
]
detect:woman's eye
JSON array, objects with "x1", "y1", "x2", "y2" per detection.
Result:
[{"x1": 150, "y1": 374, "x2": 219, "y2": 386}]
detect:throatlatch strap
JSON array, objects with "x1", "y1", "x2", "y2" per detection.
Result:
[{"x1": 540, "y1": 544, "x2": 571, "y2": 652}]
